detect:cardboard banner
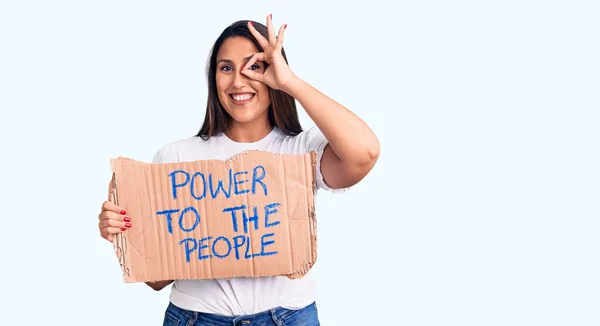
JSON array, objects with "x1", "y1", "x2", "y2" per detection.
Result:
[{"x1": 108, "y1": 150, "x2": 318, "y2": 283}]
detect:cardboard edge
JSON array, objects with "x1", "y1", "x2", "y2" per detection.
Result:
[
  {"x1": 284, "y1": 207, "x2": 317, "y2": 279},
  {"x1": 108, "y1": 159, "x2": 132, "y2": 282},
  {"x1": 285, "y1": 150, "x2": 318, "y2": 279},
  {"x1": 112, "y1": 150, "x2": 310, "y2": 166}
]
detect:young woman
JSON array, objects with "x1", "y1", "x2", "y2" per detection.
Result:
[{"x1": 98, "y1": 15, "x2": 380, "y2": 325}]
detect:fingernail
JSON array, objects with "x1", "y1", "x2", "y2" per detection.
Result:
[
  {"x1": 120, "y1": 210, "x2": 126, "y2": 215},
  {"x1": 124, "y1": 217, "x2": 131, "y2": 222},
  {"x1": 121, "y1": 227, "x2": 126, "y2": 231},
  {"x1": 249, "y1": 21, "x2": 253, "y2": 27},
  {"x1": 125, "y1": 222, "x2": 132, "y2": 228},
  {"x1": 270, "y1": 14, "x2": 272, "y2": 20},
  {"x1": 284, "y1": 24, "x2": 287, "y2": 29}
]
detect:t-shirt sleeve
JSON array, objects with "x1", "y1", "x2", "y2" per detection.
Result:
[
  {"x1": 304, "y1": 126, "x2": 350, "y2": 192},
  {"x1": 152, "y1": 142, "x2": 180, "y2": 164}
]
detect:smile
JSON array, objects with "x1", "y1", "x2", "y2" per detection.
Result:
[
  {"x1": 231, "y1": 93, "x2": 254, "y2": 100},
  {"x1": 229, "y1": 93, "x2": 255, "y2": 105}
]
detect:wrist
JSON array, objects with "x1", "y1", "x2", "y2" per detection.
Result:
[{"x1": 281, "y1": 74, "x2": 304, "y2": 97}]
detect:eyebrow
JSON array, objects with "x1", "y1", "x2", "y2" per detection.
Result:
[{"x1": 217, "y1": 55, "x2": 255, "y2": 65}]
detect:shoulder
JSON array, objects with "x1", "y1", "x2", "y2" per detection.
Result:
[
  {"x1": 152, "y1": 136, "x2": 212, "y2": 164},
  {"x1": 270, "y1": 125, "x2": 327, "y2": 153},
  {"x1": 302, "y1": 125, "x2": 327, "y2": 146}
]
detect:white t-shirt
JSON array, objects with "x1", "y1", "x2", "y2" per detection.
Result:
[{"x1": 151, "y1": 126, "x2": 336, "y2": 316}]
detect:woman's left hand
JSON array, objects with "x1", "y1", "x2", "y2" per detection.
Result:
[{"x1": 242, "y1": 15, "x2": 297, "y2": 91}]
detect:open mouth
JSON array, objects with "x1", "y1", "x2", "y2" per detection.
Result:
[{"x1": 229, "y1": 93, "x2": 255, "y2": 103}]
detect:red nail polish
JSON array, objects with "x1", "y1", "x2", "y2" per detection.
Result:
[
  {"x1": 124, "y1": 217, "x2": 131, "y2": 222},
  {"x1": 125, "y1": 222, "x2": 132, "y2": 228},
  {"x1": 270, "y1": 14, "x2": 272, "y2": 20},
  {"x1": 249, "y1": 21, "x2": 253, "y2": 27},
  {"x1": 121, "y1": 227, "x2": 126, "y2": 231},
  {"x1": 120, "y1": 210, "x2": 126, "y2": 215},
  {"x1": 284, "y1": 24, "x2": 287, "y2": 29}
]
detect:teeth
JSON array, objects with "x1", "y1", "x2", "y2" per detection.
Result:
[{"x1": 232, "y1": 93, "x2": 253, "y2": 101}]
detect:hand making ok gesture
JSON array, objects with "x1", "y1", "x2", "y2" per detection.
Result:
[{"x1": 242, "y1": 14, "x2": 297, "y2": 92}]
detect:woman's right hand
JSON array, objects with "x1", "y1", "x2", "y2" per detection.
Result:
[{"x1": 98, "y1": 201, "x2": 132, "y2": 242}]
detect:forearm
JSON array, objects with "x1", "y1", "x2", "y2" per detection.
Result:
[{"x1": 284, "y1": 77, "x2": 380, "y2": 167}]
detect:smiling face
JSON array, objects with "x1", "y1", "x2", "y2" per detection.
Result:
[{"x1": 215, "y1": 36, "x2": 271, "y2": 128}]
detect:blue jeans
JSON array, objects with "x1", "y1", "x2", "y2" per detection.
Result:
[{"x1": 163, "y1": 301, "x2": 320, "y2": 326}]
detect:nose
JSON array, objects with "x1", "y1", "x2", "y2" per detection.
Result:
[{"x1": 233, "y1": 67, "x2": 249, "y2": 89}]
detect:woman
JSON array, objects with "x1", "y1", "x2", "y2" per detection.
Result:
[{"x1": 98, "y1": 15, "x2": 380, "y2": 325}]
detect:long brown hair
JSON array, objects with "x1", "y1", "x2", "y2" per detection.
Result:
[{"x1": 196, "y1": 20, "x2": 302, "y2": 140}]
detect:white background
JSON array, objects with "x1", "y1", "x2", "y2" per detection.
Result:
[{"x1": 1, "y1": 1, "x2": 599, "y2": 325}]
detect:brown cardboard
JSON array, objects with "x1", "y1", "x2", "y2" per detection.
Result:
[{"x1": 108, "y1": 150, "x2": 318, "y2": 283}]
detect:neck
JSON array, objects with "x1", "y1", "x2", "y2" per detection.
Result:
[{"x1": 225, "y1": 118, "x2": 273, "y2": 143}]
